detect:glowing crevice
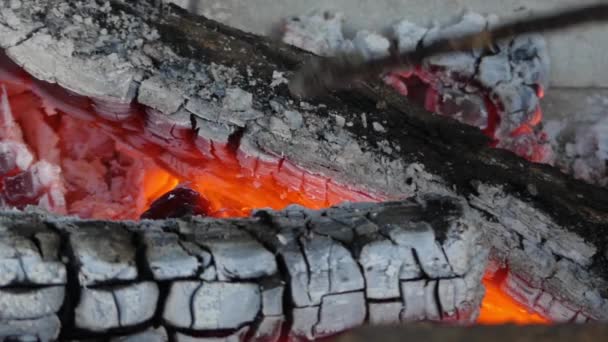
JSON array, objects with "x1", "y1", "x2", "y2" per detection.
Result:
[{"x1": 0, "y1": 57, "x2": 548, "y2": 325}]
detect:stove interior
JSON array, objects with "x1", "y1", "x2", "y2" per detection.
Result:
[{"x1": 2, "y1": 1, "x2": 607, "y2": 341}]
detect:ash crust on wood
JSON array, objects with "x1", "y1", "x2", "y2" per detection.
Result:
[
  {"x1": 0, "y1": 196, "x2": 485, "y2": 340},
  {"x1": 149, "y1": 3, "x2": 608, "y2": 320},
  {"x1": 0, "y1": 0, "x2": 607, "y2": 325}
]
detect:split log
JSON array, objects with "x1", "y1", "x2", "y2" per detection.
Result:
[
  {"x1": 0, "y1": 0, "x2": 608, "y2": 339},
  {"x1": 0, "y1": 196, "x2": 486, "y2": 340}
]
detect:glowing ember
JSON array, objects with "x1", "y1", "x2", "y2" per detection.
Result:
[
  {"x1": 140, "y1": 185, "x2": 211, "y2": 219},
  {"x1": 0, "y1": 56, "x2": 548, "y2": 326},
  {"x1": 0, "y1": 54, "x2": 377, "y2": 219},
  {"x1": 478, "y1": 269, "x2": 549, "y2": 325},
  {"x1": 384, "y1": 70, "x2": 551, "y2": 164},
  {"x1": 281, "y1": 10, "x2": 553, "y2": 165}
]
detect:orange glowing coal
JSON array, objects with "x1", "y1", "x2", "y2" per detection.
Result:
[
  {"x1": 0, "y1": 57, "x2": 547, "y2": 326},
  {"x1": 385, "y1": 71, "x2": 550, "y2": 164}
]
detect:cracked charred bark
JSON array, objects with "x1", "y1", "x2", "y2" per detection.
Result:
[
  {"x1": 0, "y1": 0, "x2": 608, "y2": 339},
  {"x1": 0, "y1": 196, "x2": 486, "y2": 340}
]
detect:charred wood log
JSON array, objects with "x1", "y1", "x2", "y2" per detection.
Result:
[
  {"x1": 0, "y1": 0, "x2": 607, "y2": 338},
  {"x1": 0, "y1": 196, "x2": 486, "y2": 340}
]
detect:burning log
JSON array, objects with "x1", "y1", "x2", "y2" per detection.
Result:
[
  {"x1": 0, "y1": 0, "x2": 607, "y2": 340},
  {"x1": 281, "y1": 10, "x2": 552, "y2": 163},
  {"x1": 0, "y1": 196, "x2": 486, "y2": 340}
]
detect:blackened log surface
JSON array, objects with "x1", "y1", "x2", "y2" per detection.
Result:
[
  {"x1": 1, "y1": 0, "x2": 608, "y2": 323},
  {"x1": 152, "y1": 2, "x2": 608, "y2": 240},
  {"x1": 331, "y1": 323, "x2": 608, "y2": 342},
  {"x1": 0, "y1": 197, "x2": 486, "y2": 340},
  {"x1": 145, "y1": 3, "x2": 608, "y2": 320}
]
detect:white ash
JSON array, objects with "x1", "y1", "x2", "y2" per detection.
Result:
[
  {"x1": 545, "y1": 95, "x2": 608, "y2": 187},
  {"x1": 392, "y1": 20, "x2": 428, "y2": 52},
  {"x1": 281, "y1": 10, "x2": 550, "y2": 151},
  {"x1": 209, "y1": 62, "x2": 241, "y2": 86},
  {"x1": 222, "y1": 87, "x2": 253, "y2": 111},
  {"x1": 0, "y1": 0, "x2": 43, "y2": 48},
  {"x1": 427, "y1": 52, "x2": 477, "y2": 79},
  {"x1": 333, "y1": 114, "x2": 346, "y2": 128},
  {"x1": 352, "y1": 30, "x2": 390, "y2": 60},
  {"x1": 372, "y1": 122, "x2": 386, "y2": 133},
  {"x1": 281, "y1": 10, "x2": 346, "y2": 56},
  {"x1": 1, "y1": 0, "x2": 165, "y2": 103},
  {"x1": 283, "y1": 110, "x2": 303, "y2": 130},
  {"x1": 510, "y1": 34, "x2": 551, "y2": 90},
  {"x1": 270, "y1": 70, "x2": 288, "y2": 88},
  {"x1": 477, "y1": 54, "x2": 512, "y2": 88},
  {"x1": 267, "y1": 117, "x2": 292, "y2": 139}
]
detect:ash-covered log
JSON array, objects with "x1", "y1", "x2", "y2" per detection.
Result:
[
  {"x1": 0, "y1": 196, "x2": 486, "y2": 340},
  {"x1": 0, "y1": 0, "x2": 608, "y2": 339}
]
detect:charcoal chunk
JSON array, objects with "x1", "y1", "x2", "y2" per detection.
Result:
[{"x1": 141, "y1": 186, "x2": 210, "y2": 219}]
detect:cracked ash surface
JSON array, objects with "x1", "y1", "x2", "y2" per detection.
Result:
[
  {"x1": 0, "y1": 196, "x2": 487, "y2": 340},
  {"x1": 1, "y1": 0, "x2": 415, "y2": 199},
  {"x1": 1, "y1": 0, "x2": 608, "y2": 339}
]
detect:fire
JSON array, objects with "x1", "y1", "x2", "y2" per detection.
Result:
[
  {"x1": 1, "y1": 56, "x2": 548, "y2": 326},
  {"x1": 385, "y1": 70, "x2": 550, "y2": 163},
  {"x1": 479, "y1": 270, "x2": 549, "y2": 324}
]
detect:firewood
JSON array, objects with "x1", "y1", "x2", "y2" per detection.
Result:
[
  {"x1": 1, "y1": 0, "x2": 608, "y2": 340},
  {"x1": 0, "y1": 196, "x2": 486, "y2": 340}
]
